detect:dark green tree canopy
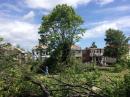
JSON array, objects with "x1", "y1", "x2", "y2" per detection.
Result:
[
  {"x1": 104, "y1": 28, "x2": 129, "y2": 60},
  {"x1": 39, "y1": 4, "x2": 85, "y2": 52},
  {"x1": 38, "y1": 4, "x2": 85, "y2": 72}
]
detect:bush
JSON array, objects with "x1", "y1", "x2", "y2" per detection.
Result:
[
  {"x1": 101, "y1": 78, "x2": 125, "y2": 97},
  {"x1": 118, "y1": 59, "x2": 128, "y2": 68},
  {"x1": 63, "y1": 57, "x2": 98, "y2": 74},
  {"x1": 30, "y1": 60, "x2": 43, "y2": 73},
  {"x1": 127, "y1": 59, "x2": 130, "y2": 68},
  {"x1": 114, "y1": 64, "x2": 123, "y2": 72},
  {"x1": 124, "y1": 74, "x2": 130, "y2": 97},
  {"x1": 0, "y1": 62, "x2": 43, "y2": 97}
]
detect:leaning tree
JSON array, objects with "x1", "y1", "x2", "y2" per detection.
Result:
[{"x1": 38, "y1": 4, "x2": 85, "y2": 72}]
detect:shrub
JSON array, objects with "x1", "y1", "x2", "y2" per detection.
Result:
[
  {"x1": 124, "y1": 73, "x2": 130, "y2": 97},
  {"x1": 101, "y1": 79, "x2": 125, "y2": 97},
  {"x1": 118, "y1": 59, "x2": 128, "y2": 68},
  {"x1": 0, "y1": 62, "x2": 43, "y2": 97},
  {"x1": 127, "y1": 59, "x2": 130, "y2": 68},
  {"x1": 113, "y1": 64, "x2": 124, "y2": 73}
]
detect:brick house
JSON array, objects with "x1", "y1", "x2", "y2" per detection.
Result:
[
  {"x1": 82, "y1": 48, "x2": 104, "y2": 64},
  {"x1": 82, "y1": 47, "x2": 117, "y2": 65}
]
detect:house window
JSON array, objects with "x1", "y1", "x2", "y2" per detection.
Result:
[
  {"x1": 36, "y1": 51, "x2": 38, "y2": 55},
  {"x1": 72, "y1": 51, "x2": 75, "y2": 55},
  {"x1": 42, "y1": 50, "x2": 46, "y2": 55},
  {"x1": 78, "y1": 51, "x2": 81, "y2": 53},
  {"x1": 91, "y1": 50, "x2": 93, "y2": 53},
  {"x1": 46, "y1": 51, "x2": 49, "y2": 55}
]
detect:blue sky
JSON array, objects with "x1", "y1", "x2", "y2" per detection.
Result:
[{"x1": 0, "y1": 0, "x2": 130, "y2": 50}]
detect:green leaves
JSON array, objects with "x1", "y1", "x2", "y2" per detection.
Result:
[
  {"x1": 39, "y1": 4, "x2": 85, "y2": 52},
  {"x1": 104, "y1": 28, "x2": 129, "y2": 61},
  {"x1": 38, "y1": 4, "x2": 85, "y2": 72}
]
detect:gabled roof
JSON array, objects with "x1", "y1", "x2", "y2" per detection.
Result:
[
  {"x1": 1, "y1": 43, "x2": 26, "y2": 54},
  {"x1": 15, "y1": 48, "x2": 26, "y2": 53},
  {"x1": 33, "y1": 45, "x2": 47, "y2": 50},
  {"x1": 33, "y1": 44, "x2": 81, "y2": 50},
  {"x1": 71, "y1": 45, "x2": 81, "y2": 50}
]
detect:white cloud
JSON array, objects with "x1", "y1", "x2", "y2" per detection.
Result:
[
  {"x1": 24, "y1": 0, "x2": 116, "y2": 11},
  {"x1": 27, "y1": 0, "x2": 89, "y2": 9},
  {"x1": 95, "y1": 5, "x2": 130, "y2": 13},
  {"x1": 0, "y1": 3, "x2": 22, "y2": 12},
  {"x1": 38, "y1": 10, "x2": 50, "y2": 15},
  {"x1": 23, "y1": 11, "x2": 35, "y2": 21},
  {"x1": 42, "y1": 11, "x2": 50, "y2": 15},
  {"x1": 83, "y1": 16, "x2": 130, "y2": 39},
  {"x1": 24, "y1": 0, "x2": 104, "y2": 10},
  {"x1": 0, "y1": 17, "x2": 39, "y2": 50},
  {"x1": 96, "y1": 0, "x2": 114, "y2": 5}
]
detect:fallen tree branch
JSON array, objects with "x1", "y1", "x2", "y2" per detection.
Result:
[
  {"x1": 48, "y1": 76, "x2": 106, "y2": 97},
  {"x1": 24, "y1": 76, "x2": 51, "y2": 97}
]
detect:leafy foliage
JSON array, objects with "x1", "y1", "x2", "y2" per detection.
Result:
[
  {"x1": 38, "y1": 4, "x2": 85, "y2": 72},
  {"x1": 0, "y1": 39, "x2": 42, "y2": 97},
  {"x1": 104, "y1": 29, "x2": 129, "y2": 61},
  {"x1": 124, "y1": 73, "x2": 130, "y2": 97}
]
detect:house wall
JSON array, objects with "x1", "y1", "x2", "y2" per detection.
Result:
[
  {"x1": 32, "y1": 45, "x2": 82, "y2": 61},
  {"x1": 82, "y1": 48, "x2": 104, "y2": 63},
  {"x1": 32, "y1": 49, "x2": 50, "y2": 61},
  {"x1": 82, "y1": 50, "x2": 91, "y2": 62},
  {"x1": 71, "y1": 50, "x2": 82, "y2": 59}
]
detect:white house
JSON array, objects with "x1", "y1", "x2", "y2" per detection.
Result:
[
  {"x1": 32, "y1": 44, "x2": 82, "y2": 61},
  {"x1": 32, "y1": 45, "x2": 50, "y2": 61}
]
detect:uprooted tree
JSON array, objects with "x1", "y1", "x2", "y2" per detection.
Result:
[{"x1": 38, "y1": 4, "x2": 85, "y2": 72}]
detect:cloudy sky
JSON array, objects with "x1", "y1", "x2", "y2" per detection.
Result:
[{"x1": 0, "y1": 0, "x2": 130, "y2": 50}]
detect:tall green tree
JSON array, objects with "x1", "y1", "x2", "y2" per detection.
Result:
[
  {"x1": 38, "y1": 4, "x2": 85, "y2": 72},
  {"x1": 104, "y1": 28, "x2": 129, "y2": 61}
]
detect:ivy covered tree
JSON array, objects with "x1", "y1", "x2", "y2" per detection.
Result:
[
  {"x1": 104, "y1": 28, "x2": 129, "y2": 61},
  {"x1": 38, "y1": 4, "x2": 85, "y2": 72}
]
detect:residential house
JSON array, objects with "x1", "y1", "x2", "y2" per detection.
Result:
[
  {"x1": 71, "y1": 45, "x2": 82, "y2": 59},
  {"x1": 32, "y1": 45, "x2": 50, "y2": 61},
  {"x1": 82, "y1": 47, "x2": 116, "y2": 66},
  {"x1": 82, "y1": 48, "x2": 104, "y2": 64},
  {"x1": 1, "y1": 43, "x2": 28, "y2": 64},
  {"x1": 15, "y1": 48, "x2": 32, "y2": 64},
  {"x1": 32, "y1": 44, "x2": 82, "y2": 61}
]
